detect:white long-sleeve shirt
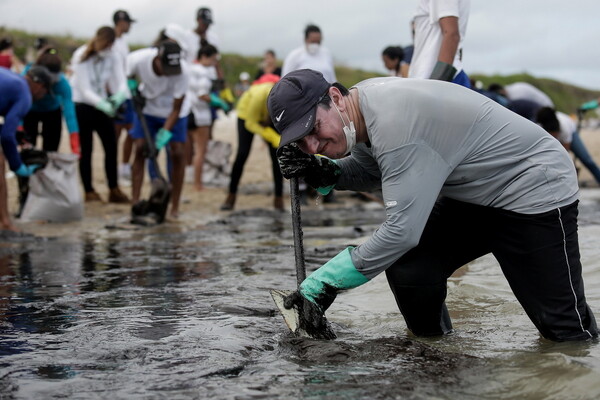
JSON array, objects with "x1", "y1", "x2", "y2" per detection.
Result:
[
  {"x1": 70, "y1": 45, "x2": 127, "y2": 106},
  {"x1": 336, "y1": 77, "x2": 578, "y2": 279}
]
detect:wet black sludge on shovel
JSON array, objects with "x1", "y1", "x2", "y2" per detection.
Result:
[{"x1": 270, "y1": 177, "x2": 336, "y2": 339}]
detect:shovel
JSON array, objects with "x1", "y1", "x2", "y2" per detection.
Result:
[
  {"x1": 130, "y1": 92, "x2": 171, "y2": 226},
  {"x1": 270, "y1": 177, "x2": 336, "y2": 339}
]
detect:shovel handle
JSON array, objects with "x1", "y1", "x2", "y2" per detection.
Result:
[{"x1": 290, "y1": 177, "x2": 306, "y2": 287}]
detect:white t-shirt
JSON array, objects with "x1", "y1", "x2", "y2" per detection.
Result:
[
  {"x1": 188, "y1": 63, "x2": 216, "y2": 126},
  {"x1": 70, "y1": 45, "x2": 127, "y2": 106},
  {"x1": 165, "y1": 23, "x2": 219, "y2": 64},
  {"x1": 281, "y1": 45, "x2": 337, "y2": 83},
  {"x1": 126, "y1": 48, "x2": 190, "y2": 119},
  {"x1": 505, "y1": 82, "x2": 554, "y2": 108},
  {"x1": 409, "y1": 0, "x2": 470, "y2": 79},
  {"x1": 556, "y1": 111, "x2": 576, "y2": 145}
]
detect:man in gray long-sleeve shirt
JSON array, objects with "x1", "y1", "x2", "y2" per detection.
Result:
[{"x1": 268, "y1": 69, "x2": 598, "y2": 342}]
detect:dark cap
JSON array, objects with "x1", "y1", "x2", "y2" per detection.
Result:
[
  {"x1": 27, "y1": 65, "x2": 54, "y2": 89},
  {"x1": 158, "y1": 41, "x2": 182, "y2": 76},
  {"x1": 197, "y1": 7, "x2": 213, "y2": 24},
  {"x1": 267, "y1": 69, "x2": 331, "y2": 149},
  {"x1": 113, "y1": 10, "x2": 136, "y2": 24}
]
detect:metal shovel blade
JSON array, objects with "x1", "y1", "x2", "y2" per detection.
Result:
[{"x1": 270, "y1": 289, "x2": 336, "y2": 339}]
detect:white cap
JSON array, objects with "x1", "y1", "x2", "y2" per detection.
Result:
[{"x1": 239, "y1": 71, "x2": 250, "y2": 81}]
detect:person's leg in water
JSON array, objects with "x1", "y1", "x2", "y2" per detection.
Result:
[
  {"x1": 491, "y1": 201, "x2": 597, "y2": 341},
  {"x1": 385, "y1": 198, "x2": 491, "y2": 336},
  {"x1": 95, "y1": 108, "x2": 129, "y2": 203},
  {"x1": 570, "y1": 130, "x2": 600, "y2": 185},
  {"x1": 130, "y1": 113, "x2": 162, "y2": 204},
  {"x1": 191, "y1": 124, "x2": 210, "y2": 191},
  {"x1": 221, "y1": 118, "x2": 254, "y2": 210},
  {"x1": 0, "y1": 152, "x2": 18, "y2": 232},
  {"x1": 166, "y1": 116, "x2": 188, "y2": 218}
]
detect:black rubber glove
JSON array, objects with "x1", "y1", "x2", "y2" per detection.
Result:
[
  {"x1": 429, "y1": 61, "x2": 457, "y2": 82},
  {"x1": 277, "y1": 143, "x2": 341, "y2": 190},
  {"x1": 283, "y1": 291, "x2": 337, "y2": 340}
]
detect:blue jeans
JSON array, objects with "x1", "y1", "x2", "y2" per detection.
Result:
[{"x1": 571, "y1": 131, "x2": 600, "y2": 184}]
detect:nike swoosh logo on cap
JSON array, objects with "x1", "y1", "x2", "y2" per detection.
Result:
[{"x1": 275, "y1": 110, "x2": 285, "y2": 122}]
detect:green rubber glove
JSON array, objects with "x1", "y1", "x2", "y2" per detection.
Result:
[
  {"x1": 156, "y1": 128, "x2": 173, "y2": 150},
  {"x1": 429, "y1": 61, "x2": 457, "y2": 82},
  {"x1": 127, "y1": 78, "x2": 139, "y2": 93},
  {"x1": 579, "y1": 100, "x2": 599, "y2": 111},
  {"x1": 95, "y1": 99, "x2": 116, "y2": 117},
  {"x1": 109, "y1": 90, "x2": 128, "y2": 109},
  {"x1": 209, "y1": 93, "x2": 231, "y2": 112},
  {"x1": 297, "y1": 247, "x2": 369, "y2": 312}
]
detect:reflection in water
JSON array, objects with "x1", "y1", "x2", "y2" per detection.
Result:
[{"x1": 0, "y1": 197, "x2": 599, "y2": 399}]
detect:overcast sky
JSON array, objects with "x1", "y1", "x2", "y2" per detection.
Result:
[{"x1": 2, "y1": 0, "x2": 600, "y2": 90}]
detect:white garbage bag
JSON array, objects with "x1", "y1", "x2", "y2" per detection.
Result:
[
  {"x1": 203, "y1": 140, "x2": 232, "y2": 187},
  {"x1": 20, "y1": 152, "x2": 83, "y2": 222}
]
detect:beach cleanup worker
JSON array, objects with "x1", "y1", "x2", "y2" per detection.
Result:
[
  {"x1": 220, "y1": 74, "x2": 283, "y2": 211},
  {"x1": 127, "y1": 40, "x2": 189, "y2": 219},
  {"x1": 268, "y1": 69, "x2": 598, "y2": 342},
  {"x1": 536, "y1": 107, "x2": 600, "y2": 186},
  {"x1": 22, "y1": 48, "x2": 80, "y2": 155},
  {"x1": 0, "y1": 66, "x2": 51, "y2": 231},
  {"x1": 409, "y1": 0, "x2": 471, "y2": 87},
  {"x1": 69, "y1": 26, "x2": 130, "y2": 203}
]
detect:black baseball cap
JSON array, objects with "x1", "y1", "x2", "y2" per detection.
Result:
[
  {"x1": 267, "y1": 69, "x2": 331, "y2": 150},
  {"x1": 158, "y1": 41, "x2": 182, "y2": 76},
  {"x1": 197, "y1": 7, "x2": 213, "y2": 24},
  {"x1": 27, "y1": 65, "x2": 54, "y2": 89},
  {"x1": 113, "y1": 10, "x2": 136, "y2": 24}
]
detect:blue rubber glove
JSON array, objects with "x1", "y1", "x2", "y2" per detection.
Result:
[
  {"x1": 579, "y1": 100, "x2": 599, "y2": 111},
  {"x1": 209, "y1": 93, "x2": 231, "y2": 112},
  {"x1": 15, "y1": 163, "x2": 41, "y2": 177},
  {"x1": 284, "y1": 247, "x2": 369, "y2": 313},
  {"x1": 156, "y1": 128, "x2": 173, "y2": 150},
  {"x1": 95, "y1": 99, "x2": 116, "y2": 117}
]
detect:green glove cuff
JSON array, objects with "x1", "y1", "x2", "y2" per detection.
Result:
[
  {"x1": 580, "y1": 100, "x2": 599, "y2": 111},
  {"x1": 429, "y1": 61, "x2": 457, "y2": 82},
  {"x1": 316, "y1": 185, "x2": 335, "y2": 196},
  {"x1": 95, "y1": 99, "x2": 115, "y2": 117},
  {"x1": 300, "y1": 247, "x2": 369, "y2": 305},
  {"x1": 109, "y1": 91, "x2": 128, "y2": 108},
  {"x1": 127, "y1": 79, "x2": 138, "y2": 92}
]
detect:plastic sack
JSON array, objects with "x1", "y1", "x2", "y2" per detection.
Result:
[
  {"x1": 20, "y1": 152, "x2": 83, "y2": 222},
  {"x1": 202, "y1": 140, "x2": 232, "y2": 187}
]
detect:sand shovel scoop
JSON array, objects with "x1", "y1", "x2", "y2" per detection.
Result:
[{"x1": 270, "y1": 177, "x2": 336, "y2": 340}]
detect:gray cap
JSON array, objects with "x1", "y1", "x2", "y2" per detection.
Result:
[
  {"x1": 27, "y1": 65, "x2": 54, "y2": 89},
  {"x1": 267, "y1": 69, "x2": 330, "y2": 150}
]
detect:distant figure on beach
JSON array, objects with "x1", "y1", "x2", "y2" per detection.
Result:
[
  {"x1": 409, "y1": 0, "x2": 471, "y2": 87},
  {"x1": 536, "y1": 107, "x2": 600, "y2": 186},
  {"x1": 381, "y1": 46, "x2": 405, "y2": 77},
  {"x1": 69, "y1": 26, "x2": 130, "y2": 204},
  {"x1": 0, "y1": 37, "x2": 25, "y2": 73},
  {"x1": 188, "y1": 44, "x2": 220, "y2": 191},
  {"x1": 221, "y1": 75, "x2": 283, "y2": 211},
  {"x1": 282, "y1": 24, "x2": 336, "y2": 84},
  {"x1": 127, "y1": 40, "x2": 189, "y2": 218},
  {"x1": 111, "y1": 9, "x2": 137, "y2": 185},
  {"x1": 255, "y1": 49, "x2": 282, "y2": 81}
]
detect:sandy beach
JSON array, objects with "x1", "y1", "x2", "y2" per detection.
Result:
[{"x1": 6, "y1": 111, "x2": 600, "y2": 238}]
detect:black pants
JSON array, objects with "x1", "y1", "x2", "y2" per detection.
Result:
[
  {"x1": 75, "y1": 103, "x2": 118, "y2": 192},
  {"x1": 385, "y1": 197, "x2": 598, "y2": 342},
  {"x1": 228, "y1": 118, "x2": 283, "y2": 196},
  {"x1": 22, "y1": 108, "x2": 62, "y2": 152}
]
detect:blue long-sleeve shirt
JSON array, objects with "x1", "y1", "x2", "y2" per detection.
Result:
[
  {"x1": 0, "y1": 67, "x2": 29, "y2": 171},
  {"x1": 22, "y1": 63, "x2": 79, "y2": 134}
]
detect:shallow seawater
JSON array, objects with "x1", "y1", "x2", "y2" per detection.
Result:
[{"x1": 1, "y1": 191, "x2": 600, "y2": 399}]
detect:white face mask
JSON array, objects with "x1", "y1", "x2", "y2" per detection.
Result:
[
  {"x1": 333, "y1": 101, "x2": 356, "y2": 154},
  {"x1": 97, "y1": 49, "x2": 111, "y2": 58},
  {"x1": 306, "y1": 43, "x2": 320, "y2": 55}
]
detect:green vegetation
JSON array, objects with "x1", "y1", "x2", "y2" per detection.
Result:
[{"x1": 3, "y1": 27, "x2": 599, "y2": 113}]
